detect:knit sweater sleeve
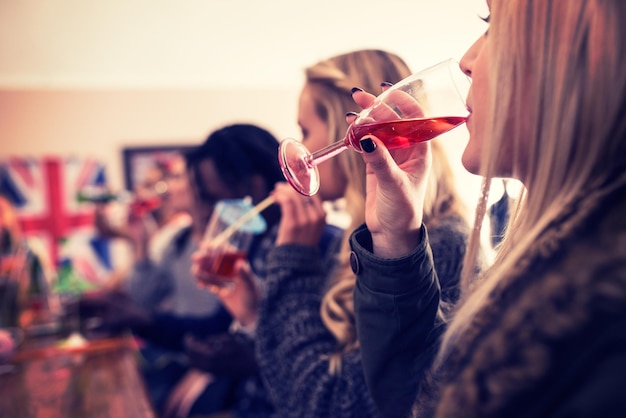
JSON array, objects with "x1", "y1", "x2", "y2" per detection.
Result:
[
  {"x1": 427, "y1": 215, "x2": 469, "y2": 306},
  {"x1": 256, "y1": 244, "x2": 382, "y2": 418}
]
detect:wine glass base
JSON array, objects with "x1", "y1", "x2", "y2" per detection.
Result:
[{"x1": 278, "y1": 138, "x2": 320, "y2": 196}]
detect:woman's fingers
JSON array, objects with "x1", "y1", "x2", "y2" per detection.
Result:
[
  {"x1": 359, "y1": 135, "x2": 428, "y2": 258},
  {"x1": 351, "y1": 89, "x2": 377, "y2": 110},
  {"x1": 273, "y1": 183, "x2": 325, "y2": 246},
  {"x1": 234, "y1": 259, "x2": 255, "y2": 288},
  {"x1": 345, "y1": 111, "x2": 359, "y2": 124},
  {"x1": 359, "y1": 136, "x2": 403, "y2": 185}
]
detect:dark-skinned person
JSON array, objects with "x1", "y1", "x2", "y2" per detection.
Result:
[{"x1": 79, "y1": 123, "x2": 285, "y2": 417}]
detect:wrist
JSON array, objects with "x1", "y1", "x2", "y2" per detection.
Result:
[
  {"x1": 371, "y1": 228, "x2": 423, "y2": 258},
  {"x1": 237, "y1": 310, "x2": 258, "y2": 329},
  {"x1": 230, "y1": 317, "x2": 257, "y2": 337}
]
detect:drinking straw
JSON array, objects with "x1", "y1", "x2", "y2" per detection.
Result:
[{"x1": 212, "y1": 195, "x2": 275, "y2": 246}]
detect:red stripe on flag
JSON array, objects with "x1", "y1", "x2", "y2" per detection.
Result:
[{"x1": 18, "y1": 158, "x2": 95, "y2": 265}]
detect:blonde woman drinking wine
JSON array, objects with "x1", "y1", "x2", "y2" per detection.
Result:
[{"x1": 351, "y1": 1, "x2": 626, "y2": 417}]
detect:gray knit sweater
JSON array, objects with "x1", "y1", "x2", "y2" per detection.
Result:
[{"x1": 256, "y1": 215, "x2": 468, "y2": 418}]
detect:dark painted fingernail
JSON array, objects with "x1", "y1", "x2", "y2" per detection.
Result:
[
  {"x1": 345, "y1": 111, "x2": 359, "y2": 118},
  {"x1": 351, "y1": 87, "x2": 364, "y2": 94},
  {"x1": 360, "y1": 137, "x2": 376, "y2": 153},
  {"x1": 380, "y1": 81, "x2": 393, "y2": 88}
]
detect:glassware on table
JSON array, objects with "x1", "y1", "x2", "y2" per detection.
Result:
[
  {"x1": 195, "y1": 198, "x2": 270, "y2": 288},
  {"x1": 53, "y1": 259, "x2": 92, "y2": 347},
  {"x1": 279, "y1": 58, "x2": 470, "y2": 196},
  {"x1": 0, "y1": 326, "x2": 22, "y2": 365}
]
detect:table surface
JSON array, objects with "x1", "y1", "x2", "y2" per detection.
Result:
[{"x1": 0, "y1": 333, "x2": 156, "y2": 418}]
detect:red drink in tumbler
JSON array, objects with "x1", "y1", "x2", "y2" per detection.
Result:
[
  {"x1": 197, "y1": 250, "x2": 247, "y2": 286},
  {"x1": 347, "y1": 116, "x2": 466, "y2": 151}
]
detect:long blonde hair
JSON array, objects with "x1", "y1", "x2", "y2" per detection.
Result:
[
  {"x1": 438, "y1": 0, "x2": 626, "y2": 364},
  {"x1": 308, "y1": 50, "x2": 467, "y2": 372}
]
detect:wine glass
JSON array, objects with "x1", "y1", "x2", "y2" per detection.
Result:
[{"x1": 278, "y1": 58, "x2": 470, "y2": 196}]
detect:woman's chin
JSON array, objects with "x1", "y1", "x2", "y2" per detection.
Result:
[{"x1": 461, "y1": 150, "x2": 481, "y2": 176}]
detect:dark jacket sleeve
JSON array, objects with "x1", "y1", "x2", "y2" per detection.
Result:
[{"x1": 351, "y1": 223, "x2": 445, "y2": 418}]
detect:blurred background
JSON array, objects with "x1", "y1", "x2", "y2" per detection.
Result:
[
  {"x1": 0, "y1": 0, "x2": 488, "y2": 188},
  {"x1": 0, "y1": 0, "x2": 492, "y2": 284}
]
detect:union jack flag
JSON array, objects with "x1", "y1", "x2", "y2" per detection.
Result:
[{"x1": 0, "y1": 156, "x2": 113, "y2": 283}]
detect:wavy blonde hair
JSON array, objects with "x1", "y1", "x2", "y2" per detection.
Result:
[
  {"x1": 437, "y1": 0, "x2": 626, "y2": 364},
  {"x1": 307, "y1": 50, "x2": 468, "y2": 373}
]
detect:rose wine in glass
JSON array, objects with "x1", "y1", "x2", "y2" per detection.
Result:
[
  {"x1": 279, "y1": 58, "x2": 470, "y2": 196},
  {"x1": 347, "y1": 116, "x2": 466, "y2": 150}
]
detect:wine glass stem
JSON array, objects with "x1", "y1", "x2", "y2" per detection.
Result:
[{"x1": 308, "y1": 139, "x2": 348, "y2": 167}]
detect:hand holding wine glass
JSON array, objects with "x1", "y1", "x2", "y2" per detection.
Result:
[
  {"x1": 360, "y1": 134, "x2": 431, "y2": 258},
  {"x1": 279, "y1": 58, "x2": 469, "y2": 196},
  {"x1": 348, "y1": 71, "x2": 436, "y2": 258}
]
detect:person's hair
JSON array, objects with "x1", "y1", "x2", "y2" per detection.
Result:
[
  {"x1": 0, "y1": 194, "x2": 54, "y2": 296},
  {"x1": 438, "y1": 0, "x2": 626, "y2": 364},
  {"x1": 311, "y1": 50, "x2": 468, "y2": 372},
  {"x1": 185, "y1": 123, "x2": 284, "y2": 203}
]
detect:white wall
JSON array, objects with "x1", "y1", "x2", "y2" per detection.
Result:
[
  {"x1": 0, "y1": 88, "x2": 300, "y2": 189},
  {"x1": 0, "y1": 0, "x2": 488, "y2": 208},
  {"x1": 0, "y1": 0, "x2": 488, "y2": 89}
]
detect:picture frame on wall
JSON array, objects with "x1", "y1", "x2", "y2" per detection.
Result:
[{"x1": 121, "y1": 144, "x2": 195, "y2": 192}]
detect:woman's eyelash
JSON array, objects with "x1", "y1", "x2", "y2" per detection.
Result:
[{"x1": 480, "y1": 13, "x2": 491, "y2": 24}]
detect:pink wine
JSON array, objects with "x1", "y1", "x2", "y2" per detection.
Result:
[{"x1": 347, "y1": 116, "x2": 466, "y2": 151}]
